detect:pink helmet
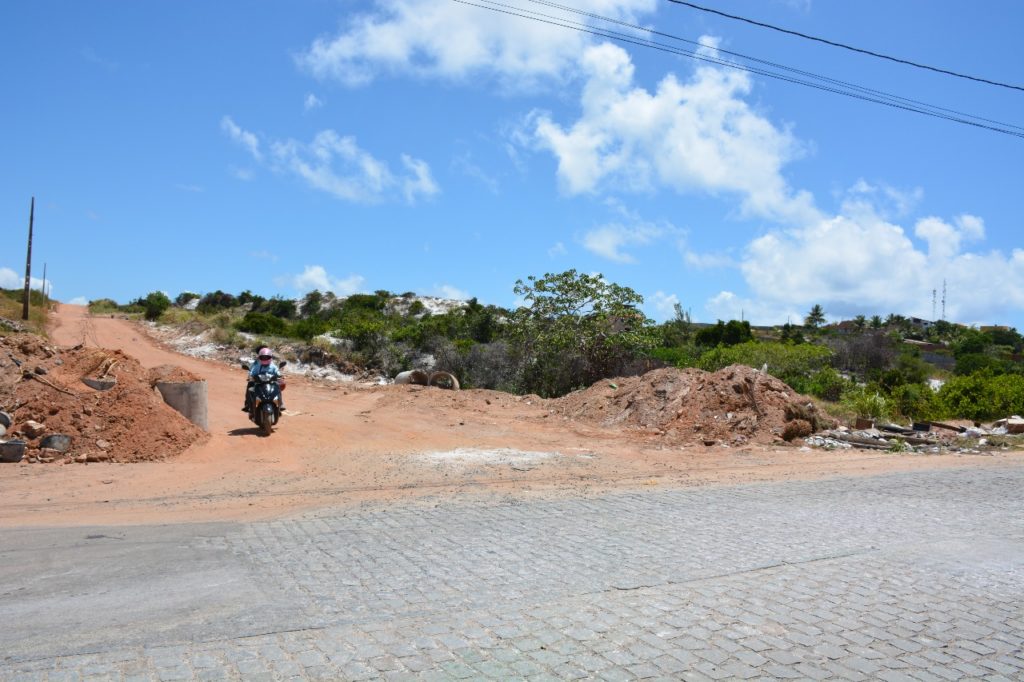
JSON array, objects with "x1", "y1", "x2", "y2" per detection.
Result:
[{"x1": 258, "y1": 347, "x2": 273, "y2": 365}]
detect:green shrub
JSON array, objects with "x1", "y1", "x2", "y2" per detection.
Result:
[
  {"x1": 236, "y1": 312, "x2": 287, "y2": 336},
  {"x1": 694, "y1": 320, "x2": 753, "y2": 347},
  {"x1": 88, "y1": 298, "x2": 121, "y2": 313},
  {"x1": 954, "y1": 353, "x2": 1006, "y2": 376},
  {"x1": 841, "y1": 386, "x2": 891, "y2": 421},
  {"x1": 648, "y1": 345, "x2": 701, "y2": 368},
  {"x1": 139, "y1": 291, "x2": 171, "y2": 321},
  {"x1": 805, "y1": 367, "x2": 850, "y2": 401},
  {"x1": 174, "y1": 291, "x2": 199, "y2": 306},
  {"x1": 889, "y1": 383, "x2": 939, "y2": 421},
  {"x1": 698, "y1": 341, "x2": 832, "y2": 390},
  {"x1": 935, "y1": 372, "x2": 1024, "y2": 421}
]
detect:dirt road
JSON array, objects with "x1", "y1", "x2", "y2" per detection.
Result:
[{"x1": 1, "y1": 304, "x2": 1020, "y2": 527}]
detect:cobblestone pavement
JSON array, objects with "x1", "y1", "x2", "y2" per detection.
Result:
[{"x1": 3, "y1": 466, "x2": 1023, "y2": 680}]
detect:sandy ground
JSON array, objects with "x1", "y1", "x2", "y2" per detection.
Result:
[{"x1": 1, "y1": 304, "x2": 1021, "y2": 528}]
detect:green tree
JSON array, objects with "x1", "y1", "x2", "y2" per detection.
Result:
[
  {"x1": 302, "y1": 290, "x2": 324, "y2": 318},
  {"x1": 805, "y1": 304, "x2": 826, "y2": 329},
  {"x1": 779, "y1": 322, "x2": 805, "y2": 344},
  {"x1": 140, "y1": 291, "x2": 171, "y2": 321},
  {"x1": 870, "y1": 315, "x2": 883, "y2": 329},
  {"x1": 694, "y1": 320, "x2": 753, "y2": 347},
  {"x1": 174, "y1": 291, "x2": 199, "y2": 307},
  {"x1": 509, "y1": 269, "x2": 658, "y2": 397},
  {"x1": 853, "y1": 315, "x2": 866, "y2": 331}
]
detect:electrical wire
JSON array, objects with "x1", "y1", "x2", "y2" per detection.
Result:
[
  {"x1": 524, "y1": 0, "x2": 1024, "y2": 133},
  {"x1": 450, "y1": 0, "x2": 1024, "y2": 138},
  {"x1": 665, "y1": 0, "x2": 1024, "y2": 93}
]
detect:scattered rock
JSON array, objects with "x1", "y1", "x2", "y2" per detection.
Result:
[
  {"x1": 23, "y1": 420, "x2": 46, "y2": 438},
  {"x1": 40, "y1": 434, "x2": 72, "y2": 453}
]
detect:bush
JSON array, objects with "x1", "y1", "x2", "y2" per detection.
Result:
[
  {"x1": 841, "y1": 386, "x2": 891, "y2": 421},
  {"x1": 889, "y1": 383, "x2": 939, "y2": 421},
  {"x1": 935, "y1": 372, "x2": 1024, "y2": 421},
  {"x1": 88, "y1": 298, "x2": 121, "y2": 313},
  {"x1": 174, "y1": 291, "x2": 199, "y2": 307},
  {"x1": 805, "y1": 367, "x2": 850, "y2": 402},
  {"x1": 954, "y1": 353, "x2": 1006, "y2": 376},
  {"x1": 649, "y1": 345, "x2": 702, "y2": 368},
  {"x1": 236, "y1": 312, "x2": 288, "y2": 336},
  {"x1": 694, "y1": 320, "x2": 753, "y2": 347},
  {"x1": 698, "y1": 341, "x2": 832, "y2": 391},
  {"x1": 139, "y1": 291, "x2": 171, "y2": 321},
  {"x1": 197, "y1": 290, "x2": 238, "y2": 314}
]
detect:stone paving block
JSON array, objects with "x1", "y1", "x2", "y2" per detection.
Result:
[{"x1": 4, "y1": 467, "x2": 1024, "y2": 681}]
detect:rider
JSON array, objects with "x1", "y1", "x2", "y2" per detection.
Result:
[{"x1": 243, "y1": 347, "x2": 286, "y2": 412}]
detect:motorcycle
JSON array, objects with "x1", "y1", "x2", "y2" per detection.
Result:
[{"x1": 242, "y1": 360, "x2": 287, "y2": 436}]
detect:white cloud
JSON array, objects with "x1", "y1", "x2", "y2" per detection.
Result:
[
  {"x1": 735, "y1": 202, "x2": 1024, "y2": 323},
  {"x1": 582, "y1": 221, "x2": 664, "y2": 263},
  {"x1": 221, "y1": 116, "x2": 262, "y2": 161},
  {"x1": 548, "y1": 241, "x2": 567, "y2": 257},
  {"x1": 0, "y1": 267, "x2": 20, "y2": 288},
  {"x1": 683, "y1": 249, "x2": 733, "y2": 270},
  {"x1": 433, "y1": 284, "x2": 469, "y2": 300},
  {"x1": 290, "y1": 265, "x2": 365, "y2": 295},
  {"x1": 231, "y1": 166, "x2": 254, "y2": 181},
  {"x1": 844, "y1": 179, "x2": 923, "y2": 218},
  {"x1": 221, "y1": 122, "x2": 439, "y2": 204},
  {"x1": 249, "y1": 250, "x2": 279, "y2": 263},
  {"x1": 648, "y1": 290, "x2": 680, "y2": 322},
  {"x1": 297, "y1": 0, "x2": 657, "y2": 90},
  {"x1": 304, "y1": 93, "x2": 323, "y2": 111},
  {"x1": 68, "y1": 296, "x2": 88, "y2": 306},
  {"x1": 452, "y1": 152, "x2": 499, "y2": 193},
  {"x1": 528, "y1": 41, "x2": 819, "y2": 226},
  {"x1": 176, "y1": 183, "x2": 203, "y2": 193},
  {"x1": 399, "y1": 154, "x2": 440, "y2": 203},
  {"x1": 0, "y1": 267, "x2": 48, "y2": 293}
]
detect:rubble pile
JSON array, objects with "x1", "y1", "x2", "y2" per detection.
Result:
[
  {"x1": 554, "y1": 365, "x2": 836, "y2": 446},
  {"x1": 806, "y1": 419, "x2": 1022, "y2": 454},
  {"x1": 0, "y1": 331, "x2": 207, "y2": 464}
]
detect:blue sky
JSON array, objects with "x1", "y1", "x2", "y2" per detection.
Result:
[{"x1": 2, "y1": 1, "x2": 1022, "y2": 329}]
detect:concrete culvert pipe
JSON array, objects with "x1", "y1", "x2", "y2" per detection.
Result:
[
  {"x1": 394, "y1": 369, "x2": 430, "y2": 385},
  {"x1": 428, "y1": 371, "x2": 460, "y2": 391},
  {"x1": 154, "y1": 380, "x2": 208, "y2": 431}
]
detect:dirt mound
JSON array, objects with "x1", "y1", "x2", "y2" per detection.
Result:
[
  {"x1": 554, "y1": 364, "x2": 835, "y2": 446},
  {"x1": 146, "y1": 364, "x2": 203, "y2": 385},
  {"x1": 0, "y1": 332, "x2": 207, "y2": 463}
]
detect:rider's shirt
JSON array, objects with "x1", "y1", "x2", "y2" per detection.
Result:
[{"x1": 249, "y1": 362, "x2": 282, "y2": 380}]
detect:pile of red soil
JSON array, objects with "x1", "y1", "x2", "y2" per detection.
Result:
[
  {"x1": 554, "y1": 364, "x2": 835, "y2": 446},
  {"x1": 0, "y1": 332, "x2": 207, "y2": 463}
]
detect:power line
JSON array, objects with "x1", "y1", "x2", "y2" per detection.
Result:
[
  {"x1": 452, "y1": 0, "x2": 1024, "y2": 138},
  {"x1": 523, "y1": 0, "x2": 1023, "y2": 133},
  {"x1": 665, "y1": 0, "x2": 1024, "y2": 93}
]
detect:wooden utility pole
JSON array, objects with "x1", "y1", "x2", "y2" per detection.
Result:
[{"x1": 22, "y1": 197, "x2": 34, "y2": 320}]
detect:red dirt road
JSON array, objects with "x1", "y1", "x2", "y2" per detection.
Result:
[{"x1": 1, "y1": 304, "x2": 1021, "y2": 527}]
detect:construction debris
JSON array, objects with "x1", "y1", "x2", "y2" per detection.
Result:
[
  {"x1": 554, "y1": 364, "x2": 835, "y2": 446},
  {"x1": 0, "y1": 330, "x2": 207, "y2": 463}
]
